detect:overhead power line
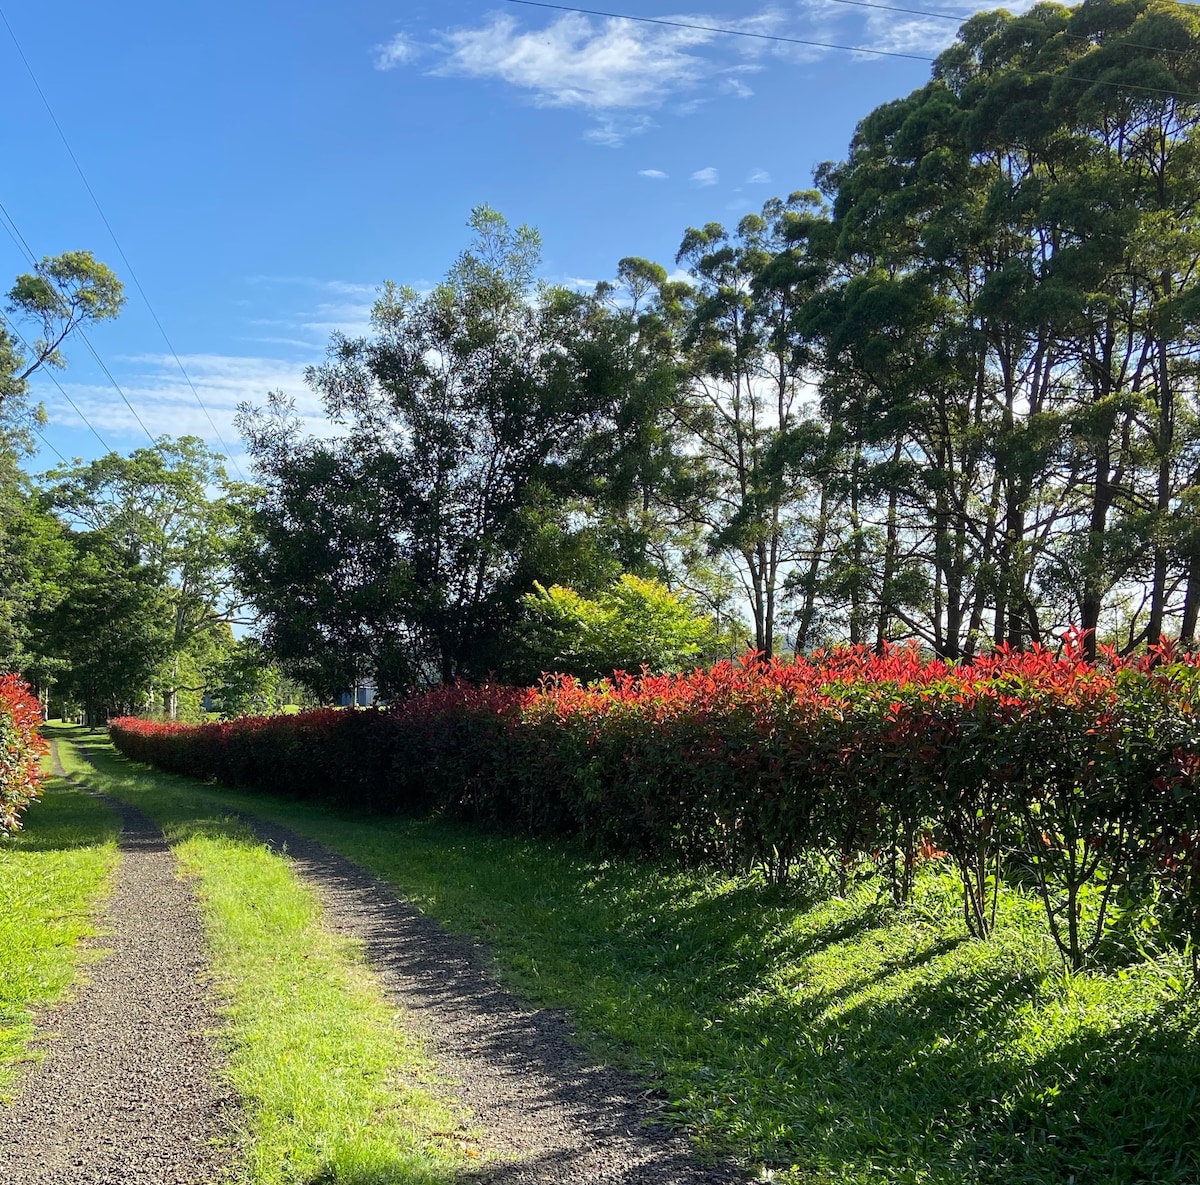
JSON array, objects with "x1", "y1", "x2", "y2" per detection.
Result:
[
  {"x1": 505, "y1": 0, "x2": 938, "y2": 61},
  {"x1": 0, "y1": 312, "x2": 113, "y2": 453},
  {"x1": 0, "y1": 198, "x2": 156, "y2": 447},
  {"x1": 504, "y1": 0, "x2": 1200, "y2": 101},
  {"x1": 0, "y1": 4, "x2": 246, "y2": 479},
  {"x1": 824, "y1": 0, "x2": 1198, "y2": 60},
  {"x1": 31, "y1": 421, "x2": 68, "y2": 465}
]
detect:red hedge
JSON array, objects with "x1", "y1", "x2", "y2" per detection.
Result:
[
  {"x1": 0, "y1": 674, "x2": 47, "y2": 833},
  {"x1": 111, "y1": 638, "x2": 1200, "y2": 967}
]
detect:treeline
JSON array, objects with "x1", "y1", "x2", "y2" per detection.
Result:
[
  {"x1": 235, "y1": 0, "x2": 1200, "y2": 696},
  {"x1": 7, "y1": 0, "x2": 1200, "y2": 712}
]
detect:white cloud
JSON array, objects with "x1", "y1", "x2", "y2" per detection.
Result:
[
  {"x1": 691, "y1": 167, "x2": 719, "y2": 187},
  {"x1": 801, "y1": 0, "x2": 1039, "y2": 60},
  {"x1": 585, "y1": 113, "x2": 654, "y2": 147},
  {"x1": 420, "y1": 9, "x2": 796, "y2": 144},
  {"x1": 747, "y1": 167, "x2": 771, "y2": 184},
  {"x1": 638, "y1": 168, "x2": 669, "y2": 179},
  {"x1": 35, "y1": 352, "x2": 326, "y2": 467},
  {"x1": 374, "y1": 33, "x2": 417, "y2": 70},
  {"x1": 435, "y1": 13, "x2": 711, "y2": 109}
]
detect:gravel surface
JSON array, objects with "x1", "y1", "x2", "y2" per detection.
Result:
[
  {"x1": 245, "y1": 817, "x2": 752, "y2": 1185},
  {"x1": 0, "y1": 743, "x2": 236, "y2": 1185}
]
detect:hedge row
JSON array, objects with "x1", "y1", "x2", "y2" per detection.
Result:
[
  {"x1": 111, "y1": 636, "x2": 1200, "y2": 969},
  {"x1": 0, "y1": 674, "x2": 46, "y2": 833}
]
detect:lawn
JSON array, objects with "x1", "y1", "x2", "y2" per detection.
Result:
[
  {"x1": 49, "y1": 725, "x2": 464, "y2": 1185},
  {"x1": 0, "y1": 767, "x2": 119, "y2": 1098},
  {"x1": 66, "y1": 724, "x2": 1200, "y2": 1185}
]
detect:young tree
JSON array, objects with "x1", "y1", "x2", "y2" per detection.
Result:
[{"x1": 1, "y1": 251, "x2": 123, "y2": 418}]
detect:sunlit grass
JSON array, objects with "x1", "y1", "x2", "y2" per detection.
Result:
[
  {"x1": 69, "y1": 725, "x2": 1200, "y2": 1184},
  {"x1": 0, "y1": 770, "x2": 119, "y2": 1098},
  {"x1": 52, "y1": 727, "x2": 464, "y2": 1185}
]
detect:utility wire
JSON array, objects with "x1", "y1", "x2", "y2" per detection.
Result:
[
  {"x1": 0, "y1": 4, "x2": 246, "y2": 478},
  {"x1": 505, "y1": 0, "x2": 938, "y2": 60},
  {"x1": 504, "y1": 0, "x2": 1200, "y2": 100},
  {"x1": 822, "y1": 0, "x2": 1198, "y2": 60},
  {"x1": 0, "y1": 313, "x2": 112, "y2": 453},
  {"x1": 31, "y1": 421, "x2": 68, "y2": 465},
  {"x1": 0, "y1": 199, "x2": 156, "y2": 446}
]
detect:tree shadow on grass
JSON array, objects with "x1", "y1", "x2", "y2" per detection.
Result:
[{"x1": 759, "y1": 969, "x2": 1200, "y2": 1185}]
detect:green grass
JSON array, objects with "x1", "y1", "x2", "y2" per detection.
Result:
[
  {"x1": 69, "y1": 726, "x2": 1200, "y2": 1184},
  {"x1": 0, "y1": 765, "x2": 120, "y2": 1098},
  {"x1": 50, "y1": 726, "x2": 466, "y2": 1185}
]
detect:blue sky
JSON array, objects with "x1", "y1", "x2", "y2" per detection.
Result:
[{"x1": 0, "y1": 0, "x2": 1014, "y2": 475}]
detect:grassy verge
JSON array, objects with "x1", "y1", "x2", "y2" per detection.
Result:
[
  {"x1": 0, "y1": 764, "x2": 119, "y2": 1098},
  {"x1": 77, "y1": 726, "x2": 1200, "y2": 1185},
  {"x1": 49, "y1": 726, "x2": 465, "y2": 1185}
]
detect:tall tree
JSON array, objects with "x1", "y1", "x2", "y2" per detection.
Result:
[
  {"x1": 670, "y1": 194, "x2": 832, "y2": 658},
  {"x1": 239, "y1": 207, "x2": 682, "y2": 690}
]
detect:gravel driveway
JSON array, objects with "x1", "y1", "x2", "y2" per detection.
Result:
[{"x1": 6, "y1": 741, "x2": 751, "y2": 1184}]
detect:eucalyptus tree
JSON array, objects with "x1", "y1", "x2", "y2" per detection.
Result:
[
  {"x1": 43, "y1": 437, "x2": 244, "y2": 715},
  {"x1": 0, "y1": 250, "x2": 124, "y2": 419},
  {"x1": 670, "y1": 194, "x2": 832, "y2": 658},
  {"x1": 814, "y1": 0, "x2": 1200, "y2": 655}
]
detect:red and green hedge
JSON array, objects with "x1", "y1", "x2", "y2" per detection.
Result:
[
  {"x1": 0, "y1": 674, "x2": 46, "y2": 833},
  {"x1": 111, "y1": 636, "x2": 1200, "y2": 969}
]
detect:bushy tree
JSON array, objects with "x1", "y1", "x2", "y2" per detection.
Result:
[
  {"x1": 515, "y1": 574, "x2": 720, "y2": 682},
  {"x1": 238, "y1": 207, "x2": 684, "y2": 691}
]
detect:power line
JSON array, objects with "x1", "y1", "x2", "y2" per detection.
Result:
[
  {"x1": 31, "y1": 421, "x2": 68, "y2": 465},
  {"x1": 0, "y1": 198, "x2": 156, "y2": 447},
  {"x1": 0, "y1": 313, "x2": 113, "y2": 453},
  {"x1": 823, "y1": 0, "x2": 1198, "y2": 60},
  {"x1": 504, "y1": 0, "x2": 1200, "y2": 101},
  {"x1": 504, "y1": 0, "x2": 938, "y2": 61},
  {"x1": 0, "y1": 5, "x2": 246, "y2": 479}
]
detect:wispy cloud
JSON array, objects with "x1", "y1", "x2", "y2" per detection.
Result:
[
  {"x1": 374, "y1": 32, "x2": 417, "y2": 70},
  {"x1": 747, "y1": 167, "x2": 771, "y2": 184},
  {"x1": 35, "y1": 352, "x2": 325, "y2": 468},
  {"x1": 638, "y1": 168, "x2": 669, "y2": 179},
  {"x1": 372, "y1": 2, "x2": 1044, "y2": 146},
  {"x1": 406, "y1": 8, "x2": 797, "y2": 144},
  {"x1": 691, "y1": 167, "x2": 719, "y2": 187},
  {"x1": 802, "y1": 0, "x2": 1038, "y2": 59}
]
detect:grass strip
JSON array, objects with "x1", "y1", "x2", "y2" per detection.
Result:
[
  {"x1": 50, "y1": 726, "x2": 464, "y2": 1185},
  {"x1": 70, "y1": 725, "x2": 1200, "y2": 1185},
  {"x1": 0, "y1": 768, "x2": 119, "y2": 1098}
]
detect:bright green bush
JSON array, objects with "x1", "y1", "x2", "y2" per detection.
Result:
[{"x1": 520, "y1": 574, "x2": 718, "y2": 681}]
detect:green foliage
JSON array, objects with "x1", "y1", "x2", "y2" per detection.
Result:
[
  {"x1": 207, "y1": 640, "x2": 280, "y2": 720},
  {"x1": 38, "y1": 437, "x2": 243, "y2": 720},
  {"x1": 518, "y1": 574, "x2": 719, "y2": 681},
  {"x1": 0, "y1": 251, "x2": 123, "y2": 419},
  {"x1": 237, "y1": 206, "x2": 685, "y2": 693}
]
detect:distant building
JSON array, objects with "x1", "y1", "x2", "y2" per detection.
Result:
[{"x1": 337, "y1": 679, "x2": 378, "y2": 708}]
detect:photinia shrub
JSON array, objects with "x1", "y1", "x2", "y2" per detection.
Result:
[{"x1": 0, "y1": 674, "x2": 47, "y2": 834}]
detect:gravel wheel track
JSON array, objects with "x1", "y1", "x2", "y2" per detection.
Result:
[
  {"x1": 241, "y1": 816, "x2": 751, "y2": 1185},
  {"x1": 0, "y1": 742, "x2": 236, "y2": 1184}
]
